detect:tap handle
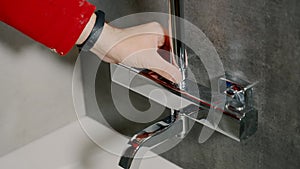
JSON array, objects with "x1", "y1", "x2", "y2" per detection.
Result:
[{"x1": 219, "y1": 73, "x2": 258, "y2": 111}]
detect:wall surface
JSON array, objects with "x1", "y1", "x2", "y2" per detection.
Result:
[
  {"x1": 90, "y1": 0, "x2": 300, "y2": 169},
  {"x1": 0, "y1": 23, "x2": 78, "y2": 156},
  {"x1": 166, "y1": 1, "x2": 300, "y2": 169}
]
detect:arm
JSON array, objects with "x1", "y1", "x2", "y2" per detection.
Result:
[
  {"x1": 90, "y1": 22, "x2": 182, "y2": 83},
  {"x1": 0, "y1": 0, "x2": 95, "y2": 55},
  {"x1": 0, "y1": 0, "x2": 181, "y2": 83}
]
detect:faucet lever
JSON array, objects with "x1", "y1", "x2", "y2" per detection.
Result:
[
  {"x1": 219, "y1": 73, "x2": 258, "y2": 112},
  {"x1": 169, "y1": 0, "x2": 188, "y2": 90}
]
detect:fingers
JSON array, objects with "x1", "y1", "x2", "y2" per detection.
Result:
[
  {"x1": 101, "y1": 56, "x2": 117, "y2": 63},
  {"x1": 97, "y1": 21, "x2": 183, "y2": 84},
  {"x1": 143, "y1": 22, "x2": 165, "y2": 48},
  {"x1": 147, "y1": 53, "x2": 183, "y2": 84},
  {"x1": 157, "y1": 34, "x2": 165, "y2": 47},
  {"x1": 93, "y1": 51, "x2": 118, "y2": 63},
  {"x1": 120, "y1": 48, "x2": 182, "y2": 83}
]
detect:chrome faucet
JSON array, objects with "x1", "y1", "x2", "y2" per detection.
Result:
[
  {"x1": 114, "y1": 68, "x2": 258, "y2": 169},
  {"x1": 119, "y1": 106, "x2": 199, "y2": 169},
  {"x1": 114, "y1": 62, "x2": 257, "y2": 168},
  {"x1": 114, "y1": 1, "x2": 258, "y2": 168},
  {"x1": 169, "y1": 0, "x2": 188, "y2": 90}
]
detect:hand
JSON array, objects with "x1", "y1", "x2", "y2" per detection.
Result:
[{"x1": 89, "y1": 22, "x2": 182, "y2": 84}]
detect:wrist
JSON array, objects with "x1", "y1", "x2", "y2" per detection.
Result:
[
  {"x1": 76, "y1": 13, "x2": 96, "y2": 45},
  {"x1": 90, "y1": 23, "x2": 121, "y2": 56},
  {"x1": 77, "y1": 10, "x2": 106, "y2": 51}
]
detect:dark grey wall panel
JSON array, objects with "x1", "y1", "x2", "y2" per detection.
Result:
[{"x1": 91, "y1": 0, "x2": 300, "y2": 169}]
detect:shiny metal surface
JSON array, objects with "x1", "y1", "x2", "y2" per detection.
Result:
[
  {"x1": 111, "y1": 64, "x2": 257, "y2": 140},
  {"x1": 112, "y1": 64, "x2": 258, "y2": 168},
  {"x1": 116, "y1": 1, "x2": 257, "y2": 168},
  {"x1": 169, "y1": 0, "x2": 188, "y2": 90},
  {"x1": 119, "y1": 105, "x2": 199, "y2": 169}
]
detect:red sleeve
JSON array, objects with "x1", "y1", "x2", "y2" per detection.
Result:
[{"x1": 0, "y1": 0, "x2": 96, "y2": 55}]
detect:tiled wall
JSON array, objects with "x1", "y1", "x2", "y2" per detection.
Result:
[{"x1": 91, "y1": 0, "x2": 300, "y2": 169}]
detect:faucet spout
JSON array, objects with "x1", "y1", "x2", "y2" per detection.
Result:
[
  {"x1": 119, "y1": 105, "x2": 200, "y2": 169},
  {"x1": 119, "y1": 111, "x2": 182, "y2": 169}
]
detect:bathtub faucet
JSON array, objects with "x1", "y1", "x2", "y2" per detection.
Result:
[
  {"x1": 119, "y1": 105, "x2": 199, "y2": 169},
  {"x1": 115, "y1": 0, "x2": 258, "y2": 169}
]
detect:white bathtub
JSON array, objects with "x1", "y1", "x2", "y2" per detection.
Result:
[{"x1": 0, "y1": 116, "x2": 182, "y2": 169}]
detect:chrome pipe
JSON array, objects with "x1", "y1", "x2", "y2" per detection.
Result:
[{"x1": 169, "y1": 0, "x2": 188, "y2": 90}]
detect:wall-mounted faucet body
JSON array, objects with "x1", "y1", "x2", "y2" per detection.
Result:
[
  {"x1": 112, "y1": 65, "x2": 257, "y2": 141},
  {"x1": 112, "y1": 64, "x2": 258, "y2": 169},
  {"x1": 118, "y1": 105, "x2": 200, "y2": 169}
]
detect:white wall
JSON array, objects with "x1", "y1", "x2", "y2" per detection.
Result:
[{"x1": 0, "y1": 23, "x2": 78, "y2": 156}]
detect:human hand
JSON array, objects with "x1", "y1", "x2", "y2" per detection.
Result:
[{"x1": 89, "y1": 22, "x2": 182, "y2": 83}]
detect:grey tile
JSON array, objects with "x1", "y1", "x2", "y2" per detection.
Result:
[{"x1": 91, "y1": 0, "x2": 300, "y2": 168}]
